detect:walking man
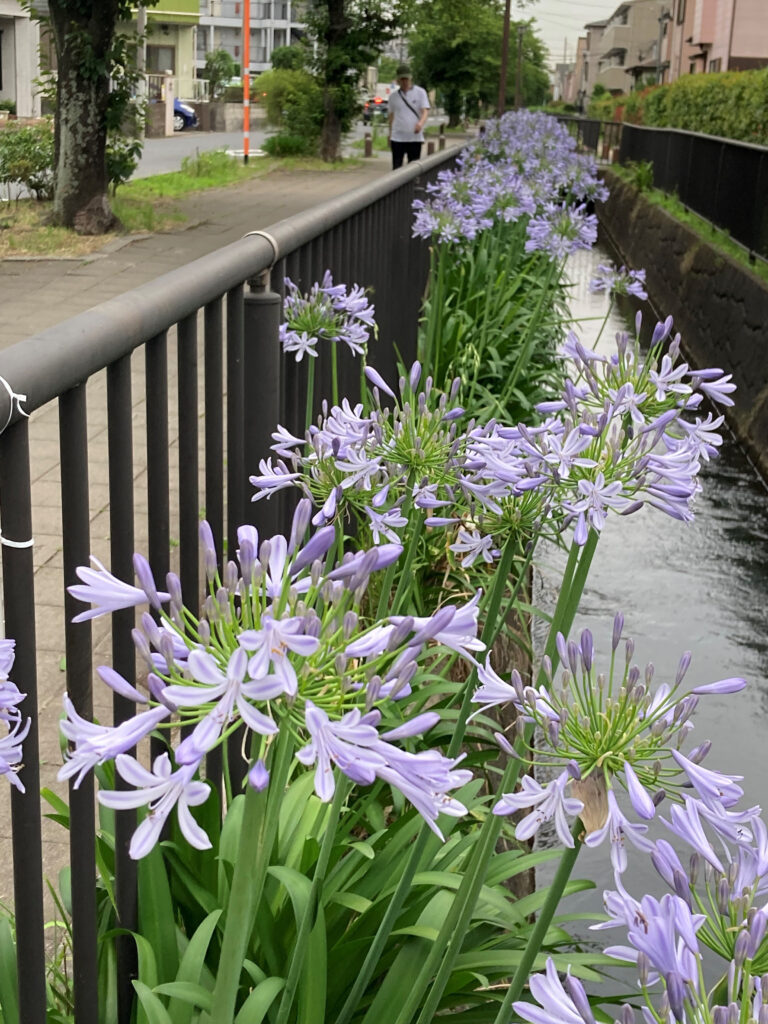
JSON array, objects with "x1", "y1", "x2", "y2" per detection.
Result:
[{"x1": 388, "y1": 63, "x2": 430, "y2": 170}]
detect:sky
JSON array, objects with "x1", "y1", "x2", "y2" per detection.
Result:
[{"x1": 525, "y1": 0, "x2": 622, "y2": 69}]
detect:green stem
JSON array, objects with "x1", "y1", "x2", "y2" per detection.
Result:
[
  {"x1": 210, "y1": 725, "x2": 295, "y2": 1023},
  {"x1": 500, "y1": 257, "x2": 559, "y2": 405},
  {"x1": 390, "y1": 508, "x2": 424, "y2": 614},
  {"x1": 492, "y1": 819, "x2": 584, "y2": 1024},
  {"x1": 447, "y1": 532, "x2": 520, "y2": 760},
  {"x1": 305, "y1": 356, "x2": 316, "y2": 434},
  {"x1": 331, "y1": 342, "x2": 339, "y2": 408},
  {"x1": 274, "y1": 777, "x2": 348, "y2": 1024},
  {"x1": 398, "y1": 760, "x2": 518, "y2": 1024},
  {"x1": 332, "y1": 827, "x2": 434, "y2": 1024}
]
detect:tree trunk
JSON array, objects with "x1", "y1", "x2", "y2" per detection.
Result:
[
  {"x1": 320, "y1": 86, "x2": 342, "y2": 162},
  {"x1": 319, "y1": 0, "x2": 347, "y2": 163},
  {"x1": 48, "y1": 1, "x2": 120, "y2": 234}
]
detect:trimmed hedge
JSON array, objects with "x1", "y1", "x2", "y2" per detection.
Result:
[{"x1": 587, "y1": 67, "x2": 768, "y2": 145}]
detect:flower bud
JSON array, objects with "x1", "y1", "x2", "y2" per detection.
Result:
[
  {"x1": 198, "y1": 618, "x2": 211, "y2": 645},
  {"x1": 717, "y1": 878, "x2": 730, "y2": 915},
  {"x1": 665, "y1": 971, "x2": 686, "y2": 1022},
  {"x1": 248, "y1": 759, "x2": 269, "y2": 791},
  {"x1": 611, "y1": 612, "x2": 624, "y2": 652},
  {"x1": 637, "y1": 952, "x2": 650, "y2": 987},
  {"x1": 713, "y1": 1008, "x2": 727, "y2": 1024},
  {"x1": 619, "y1": 1006, "x2": 635, "y2": 1024}
]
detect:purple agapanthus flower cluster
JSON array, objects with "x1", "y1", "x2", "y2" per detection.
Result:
[
  {"x1": 477, "y1": 613, "x2": 747, "y2": 878},
  {"x1": 63, "y1": 500, "x2": 484, "y2": 858},
  {"x1": 0, "y1": 640, "x2": 30, "y2": 793},
  {"x1": 251, "y1": 361, "x2": 471, "y2": 546},
  {"x1": 280, "y1": 270, "x2": 376, "y2": 361},
  {"x1": 589, "y1": 261, "x2": 649, "y2": 301},
  {"x1": 412, "y1": 110, "x2": 607, "y2": 255}
]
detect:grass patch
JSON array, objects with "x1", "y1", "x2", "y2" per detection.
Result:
[
  {"x1": 610, "y1": 162, "x2": 768, "y2": 286},
  {"x1": 351, "y1": 134, "x2": 390, "y2": 152},
  {"x1": 0, "y1": 147, "x2": 366, "y2": 257}
]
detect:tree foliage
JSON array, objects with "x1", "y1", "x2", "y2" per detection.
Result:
[
  {"x1": 409, "y1": 0, "x2": 548, "y2": 124},
  {"x1": 201, "y1": 48, "x2": 238, "y2": 100},
  {"x1": 271, "y1": 44, "x2": 309, "y2": 71},
  {"x1": 304, "y1": 0, "x2": 406, "y2": 161}
]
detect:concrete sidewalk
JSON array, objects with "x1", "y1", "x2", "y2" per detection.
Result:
[{"x1": 0, "y1": 151, "x2": 395, "y2": 351}]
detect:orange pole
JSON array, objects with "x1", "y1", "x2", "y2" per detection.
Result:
[{"x1": 243, "y1": 0, "x2": 250, "y2": 164}]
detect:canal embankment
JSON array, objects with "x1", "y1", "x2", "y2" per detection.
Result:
[{"x1": 597, "y1": 167, "x2": 768, "y2": 481}]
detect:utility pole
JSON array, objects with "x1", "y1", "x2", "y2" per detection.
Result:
[
  {"x1": 243, "y1": 0, "x2": 250, "y2": 164},
  {"x1": 657, "y1": 8, "x2": 671, "y2": 84},
  {"x1": 497, "y1": 0, "x2": 512, "y2": 115},
  {"x1": 515, "y1": 23, "x2": 524, "y2": 109}
]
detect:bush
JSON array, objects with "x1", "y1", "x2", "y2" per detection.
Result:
[
  {"x1": 0, "y1": 120, "x2": 54, "y2": 199},
  {"x1": 262, "y1": 133, "x2": 317, "y2": 157},
  {"x1": 0, "y1": 99, "x2": 15, "y2": 115},
  {"x1": 270, "y1": 44, "x2": 307, "y2": 71},
  {"x1": 252, "y1": 68, "x2": 323, "y2": 132},
  {"x1": 201, "y1": 48, "x2": 238, "y2": 101}
]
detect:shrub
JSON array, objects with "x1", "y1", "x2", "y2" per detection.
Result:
[
  {"x1": 0, "y1": 99, "x2": 15, "y2": 115},
  {"x1": 0, "y1": 120, "x2": 54, "y2": 199},
  {"x1": 201, "y1": 48, "x2": 238, "y2": 101},
  {"x1": 252, "y1": 68, "x2": 323, "y2": 133},
  {"x1": 262, "y1": 132, "x2": 317, "y2": 157}
]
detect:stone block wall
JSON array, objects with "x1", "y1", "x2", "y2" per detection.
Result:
[{"x1": 598, "y1": 169, "x2": 768, "y2": 480}]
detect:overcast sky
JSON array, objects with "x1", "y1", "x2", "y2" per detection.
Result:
[{"x1": 526, "y1": 0, "x2": 621, "y2": 68}]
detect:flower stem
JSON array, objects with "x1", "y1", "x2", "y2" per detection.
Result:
[
  {"x1": 210, "y1": 725, "x2": 294, "y2": 1023},
  {"x1": 274, "y1": 777, "x2": 348, "y2": 1024},
  {"x1": 305, "y1": 356, "x2": 316, "y2": 434},
  {"x1": 390, "y1": 508, "x2": 424, "y2": 614},
  {"x1": 492, "y1": 818, "x2": 584, "y2": 1024},
  {"x1": 331, "y1": 342, "x2": 339, "y2": 408}
]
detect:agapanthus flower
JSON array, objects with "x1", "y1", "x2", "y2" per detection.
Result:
[
  {"x1": 280, "y1": 272, "x2": 376, "y2": 358},
  {"x1": 513, "y1": 957, "x2": 596, "y2": 1024},
  {"x1": 481, "y1": 614, "x2": 748, "y2": 878},
  {"x1": 66, "y1": 499, "x2": 484, "y2": 857},
  {"x1": 589, "y1": 262, "x2": 648, "y2": 301}
]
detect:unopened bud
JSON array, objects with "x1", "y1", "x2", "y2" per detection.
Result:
[
  {"x1": 197, "y1": 618, "x2": 211, "y2": 645},
  {"x1": 717, "y1": 878, "x2": 730, "y2": 915}
]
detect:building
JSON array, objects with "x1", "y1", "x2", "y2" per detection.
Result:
[
  {"x1": 663, "y1": 0, "x2": 768, "y2": 80},
  {"x1": 197, "y1": 0, "x2": 305, "y2": 76},
  {"x1": 144, "y1": 1, "x2": 201, "y2": 100},
  {"x1": 595, "y1": 0, "x2": 665, "y2": 94},
  {"x1": 0, "y1": 0, "x2": 41, "y2": 117},
  {"x1": 572, "y1": 21, "x2": 607, "y2": 105}
]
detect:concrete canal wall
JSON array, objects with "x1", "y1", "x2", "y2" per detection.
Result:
[{"x1": 597, "y1": 168, "x2": 768, "y2": 481}]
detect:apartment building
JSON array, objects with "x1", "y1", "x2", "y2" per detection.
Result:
[
  {"x1": 664, "y1": 0, "x2": 768, "y2": 79},
  {"x1": 197, "y1": 0, "x2": 305, "y2": 75},
  {"x1": 566, "y1": 21, "x2": 607, "y2": 106},
  {"x1": 145, "y1": 0, "x2": 200, "y2": 99},
  {"x1": 595, "y1": 0, "x2": 665, "y2": 94},
  {"x1": 0, "y1": 0, "x2": 40, "y2": 117}
]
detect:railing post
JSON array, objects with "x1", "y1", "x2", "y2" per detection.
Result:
[{"x1": 243, "y1": 270, "x2": 282, "y2": 537}]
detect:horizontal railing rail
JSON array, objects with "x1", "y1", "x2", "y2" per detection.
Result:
[
  {"x1": 555, "y1": 115, "x2": 624, "y2": 159},
  {"x1": 618, "y1": 122, "x2": 768, "y2": 258},
  {"x1": 0, "y1": 145, "x2": 461, "y2": 1024}
]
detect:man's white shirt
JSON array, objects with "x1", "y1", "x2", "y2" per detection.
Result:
[{"x1": 389, "y1": 85, "x2": 430, "y2": 143}]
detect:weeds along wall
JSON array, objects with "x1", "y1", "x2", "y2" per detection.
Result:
[{"x1": 597, "y1": 167, "x2": 768, "y2": 480}]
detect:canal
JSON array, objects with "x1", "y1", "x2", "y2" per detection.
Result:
[{"x1": 534, "y1": 241, "x2": 768, "y2": 938}]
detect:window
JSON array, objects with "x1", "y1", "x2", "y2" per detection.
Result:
[
  {"x1": 146, "y1": 45, "x2": 176, "y2": 73},
  {"x1": 689, "y1": 61, "x2": 696, "y2": 73},
  {"x1": 676, "y1": 0, "x2": 686, "y2": 24},
  {"x1": 708, "y1": 57, "x2": 721, "y2": 72}
]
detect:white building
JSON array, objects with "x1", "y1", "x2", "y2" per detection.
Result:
[
  {"x1": 0, "y1": 1, "x2": 41, "y2": 117},
  {"x1": 197, "y1": 0, "x2": 305, "y2": 75}
]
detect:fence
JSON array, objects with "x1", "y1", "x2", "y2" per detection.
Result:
[
  {"x1": 555, "y1": 115, "x2": 624, "y2": 160},
  {"x1": 0, "y1": 146, "x2": 459, "y2": 1024},
  {"x1": 619, "y1": 122, "x2": 768, "y2": 259}
]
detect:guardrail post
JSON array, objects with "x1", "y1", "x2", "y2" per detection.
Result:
[
  {"x1": 364, "y1": 132, "x2": 373, "y2": 157},
  {"x1": 439, "y1": 124, "x2": 445, "y2": 150},
  {"x1": 243, "y1": 270, "x2": 282, "y2": 537}
]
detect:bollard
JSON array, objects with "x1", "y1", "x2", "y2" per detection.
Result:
[
  {"x1": 364, "y1": 132, "x2": 373, "y2": 157},
  {"x1": 243, "y1": 270, "x2": 281, "y2": 536},
  {"x1": 427, "y1": 140, "x2": 435, "y2": 155},
  {"x1": 438, "y1": 134, "x2": 445, "y2": 151}
]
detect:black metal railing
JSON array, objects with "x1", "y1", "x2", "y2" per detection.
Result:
[
  {"x1": 619, "y1": 122, "x2": 768, "y2": 258},
  {"x1": 555, "y1": 115, "x2": 624, "y2": 159},
  {"x1": 0, "y1": 146, "x2": 459, "y2": 1024}
]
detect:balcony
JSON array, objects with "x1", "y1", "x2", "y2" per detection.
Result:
[
  {"x1": 599, "y1": 22, "x2": 631, "y2": 56},
  {"x1": 596, "y1": 63, "x2": 631, "y2": 92}
]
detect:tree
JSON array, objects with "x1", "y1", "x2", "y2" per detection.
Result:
[
  {"x1": 271, "y1": 44, "x2": 309, "y2": 71},
  {"x1": 201, "y1": 48, "x2": 238, "y2": 100},
  {"x1": 24, "y1": 0, "x2": 156, "y2": 234},
  {"x1": 305, "y1": 0, "x2": 405, "y2": 161},
  {"x1": 409, "y1": 0, "x2": 546, "y2": 125}
]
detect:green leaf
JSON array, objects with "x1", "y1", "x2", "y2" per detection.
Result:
[
  {"x1": 138, "y1": 845, "x2": 179, "y2": 984},
  {"x1": 132, "y1": 981, "x2": 174, "y2": 1024},
  {"x1": 233, "y1": 976, "x2": 285, "y2": 1024},
  {"x1": 298, "y1": 904, "x2": 327, "y2": 1024},
  {"x1": 153, "y1": 982, "x2": 213, "y2": 1011},
  {"x1": 327, "y1": 892, "x2": 373, "y2": 914},
  {"x1": 0, "y1": 918, "x2": 19, "y2": 1024},
  {"x1": 267, "y1": 865, "x2": 312, "y2": 928},
  {"x1": 390, "y1": 925, "x2": 440, "y2": 941},
  {"x1": 167, "y1": 910, "x2": 221, "y2": 1024}
]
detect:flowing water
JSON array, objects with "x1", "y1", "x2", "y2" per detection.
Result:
[{"x1": 533, "y1": 243, "x2": 768, "y2": 946}]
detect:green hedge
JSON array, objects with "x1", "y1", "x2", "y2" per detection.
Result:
[{"x1": 587, "y1": 67, "x2": 768, "y2": 145}]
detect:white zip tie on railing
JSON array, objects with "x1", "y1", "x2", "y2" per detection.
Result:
[
  {"x1": 0, "y1": 376, "x2": 34, "y2": 548},
  {"x1": 0, "y1": 375, "x2": 29, "y2": 433}
]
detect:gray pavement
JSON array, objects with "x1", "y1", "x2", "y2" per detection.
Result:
[{"x1": 0, "y1": 149, "x2": 395, "y2": 350}]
